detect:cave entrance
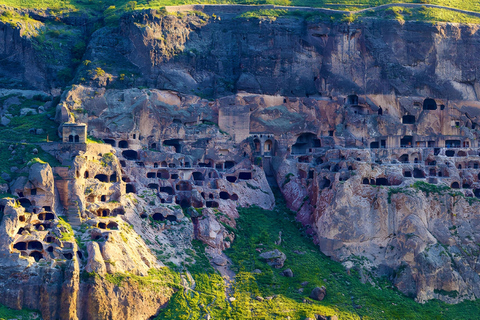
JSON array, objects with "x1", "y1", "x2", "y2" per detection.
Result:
[
  {"x1": 398, "y1": 154, "x2": 409, "y2": 163},
  {"x1": 157, "y1": 169, "x2": 169, "y2": 179},
  {"x1": 446, "y1": 140, "x2": 460, "y2": 148},
  {"x1": 163, "y1": 139, "x2": 182, "y2": 153},
  {"x1": 95, "y1": 174, "x2": 109, "y2": 183},
  {"x1": 238, "y1": 172, "x2": 252, "y2": 180},
  {"x1": 126, "y1": 184, "x2": 136, "y2": 194},
  {"x1": 152, "y1": 213, "x2": 165, "y2": 221},
  {"x1": 206, "y1": 201, "x2": 219, "y2": 208},
  {"x1": 122, "y1": 150, "x2": 138, "y2": 160},
  {"x1": 30, "y1": 251, "x2": 43, "y2": 262},
  {"x1": 176, "y1": 181, "x2": 192, "y2": 191},
  {"x1": 413, "y1": 168, "x2": 425, "y2": 178},
  {"x1": 13, "y1": 242, "x2": 27, "y2": 250},
  {"x1": 226, "y1": 176, "x2": 237, "y2": 183},
  {"x1": 28, "y1": 241, "x2": 43, "y2": 250},
  {"x1": 148, "y1": 183, "x2": 159, "y2": 191},
  {"x1": 160, "y1": 187, "x2": 174, "y2": 195},
  {"x1": 402, "y1": 115, "x2": 415, "y2": 124},
  {"x1": 423, "y1": 99, "x2": 437, "y2": 110},
  {"x1": 219, "y1": 191, "x2": 230, "y2": 200},
  {"x1": 118, "y1": 140, "x2": 129, "y2": 148},
  {"x1": 292, "y1": 133, "x2": 321, "y2": 154},
  {"x1": 400, "y1": 136, "x2": 413, "y2": 148},
  {"x1": 347, "y1": 94, "x2": 358, "y2": 105},
  {"x1": 103, "y1": 139, "x2": 116, "y2": 147},
  {"x1": 376, "y1": 178, "x2": 389, "y2": 186}
]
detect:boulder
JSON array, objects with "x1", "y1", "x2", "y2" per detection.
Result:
[
  {"x1": 282, "y1": 268, "x2": 294, "y2": 277},
  {"x1": 212, "y1": 256, "x2": 227, "y2": 266},
  {"x1": 309, "y1": 286, "x2": 326, "y2": 301},
  {"x1": 259, "y1": 249, "x2": 286, "y2": 268}
]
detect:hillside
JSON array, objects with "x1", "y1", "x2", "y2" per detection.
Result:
[{"x1": 2, "y1": 1, "x2": 480, "y2": 320}]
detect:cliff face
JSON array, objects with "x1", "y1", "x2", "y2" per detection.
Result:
[
  {"x1": 5, "y1": 5, "x2": 480, "y2": 318},
  {"x1": 76, "y1": 11, "x2": 480, "y2": 99}
]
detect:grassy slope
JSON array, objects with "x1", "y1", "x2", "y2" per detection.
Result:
[
  {"x1": 0, "y1": 94, "x2": 61, "y2": 186},
  {"x1": 154, "y1": 192, "x2": 480, "y2": 319},
  {"x1": 0, "y1": 304, "x2": 39, "y2": 320}
]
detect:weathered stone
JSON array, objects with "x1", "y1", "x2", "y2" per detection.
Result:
[
  {"x1": 259, "y1": 249, "x2": 286, "y2": 268},
  {"x1": 282, "y1": 268, "x2": 294, "y2": 277},
  {"x1": 309, "y1": 286, "x2": 326, "y2": 301}
]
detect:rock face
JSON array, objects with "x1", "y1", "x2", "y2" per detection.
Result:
[
  {"x1": 4, "y1": 4, "x2": 480, "y2": 318},
  {"x1": 77, "y1": 10, "x2": 480, "y2": 100}
]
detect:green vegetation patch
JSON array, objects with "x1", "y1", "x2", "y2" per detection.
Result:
[
  {"x1": 155, "y1": 191, "x2": 479, "y2": 319},
  {"x1": 358, "y1": 5, "x2": 480, "y2": 23},
  {"x1": 0, "y1": 303, "x2": 39, "y2": 320}
]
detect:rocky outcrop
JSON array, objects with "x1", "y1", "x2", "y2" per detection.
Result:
[{"x1": 76, "y1": 10, "x2": 480, "y2": 100}]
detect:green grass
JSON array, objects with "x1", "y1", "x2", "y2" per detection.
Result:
[
  {"x1": 0, "y1": 303, "x2": 39, "y2": 320},
  {"x1": 2, "y1": 0, "x2": 480, "y2": 15},
  {"x1": 0, "y1": 95, "x2": 61, "y2": 187},
  {"x1": 357, "y1": 5, "x2": 480, "y2": 23},
  {"x1": 153, "y1": 191, "x2": 480, "y2": 319}
]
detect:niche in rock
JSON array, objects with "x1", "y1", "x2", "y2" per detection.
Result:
[
  {"x1": 423, "y1": 98, "x2": 437, "y2": 110},
  {"x1": 122, "y1": 150, "x2": 138, "y2": 160},
  {"x1": 95, "y1": 174, "x2": 109, "y2": 183},
  {"x1": 413, "y1": 168, "x2": 425, "y2": 178},
  {"x1": 220, "y1": 191, "x2": 230, "y2": 200},
  {"x1": 445, "y1": 150, "x2": 455, "y2": 157},
  {"x1": 206, "y1": 201, "x2": 219, "y2": 208},
  {"x1": 157, "y1": 170, "x2": 169, "y2": 179},
  {"x1": 147, "y1": 172, "x2": 156, "y2": 178},
  {"x1": 30, "y1": 251, "x2": 43, "y2": 262},
  {"x1": 126, "y1": 184, "x2": 136, "y2": 194},
  {"x1": 292, "y1": 133, "x2": 321, "y2": 154},
  {"x1": 238, "y1": 172, "x2": 252, "y2": 180},
  {"x1": 152, "y1": 213, "x2": 165, "y2": 221},
  {"x1": 225, "y1": 161, "x2": 235, "y2": 169},
  {"x1": 193, "y1": 172, "x2": 204, "y2": 181},
  {"x1": 402, "y1": 115, "x2": 415, "y2": 124},
  {"x1": 18, "y1": 198, "x2": 32, "y2": 210},
  {"x1": 14, "y1": 242, "x2": 27, "y2": 250},
  {"x1": 376, "y1": 178, "x2": 389, "y2": 186},
  {"x1": 28, "y1": 241, "x2": 43, "y2": 250},
  {"x1": 176, "y1": 181, "x2": 192, "y2": 191},
  {"x1": 103, "y1": 139, "x2": 116, "y2": 147},
  {"x1": 107, "y1": 222, "x2": 118, "y2": 229},
  {"x1": 163, "y1": 139, "x2": 182, "y2": 153},
  {"x1": 451, "y1": 182, "x2": 460, "y2": 189},
  {"x1": 226, "y1": 176, "x2": 237, "y2": 183},
  {"x1": 160, "y1": 186, "x2": 174, "y2": 195},
  {"x1": 148, "y1": 183, "x2": 159, "y2": 191},
  {"x1": 118, "y1": 140, "x2": 129, "y2": 148}
]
